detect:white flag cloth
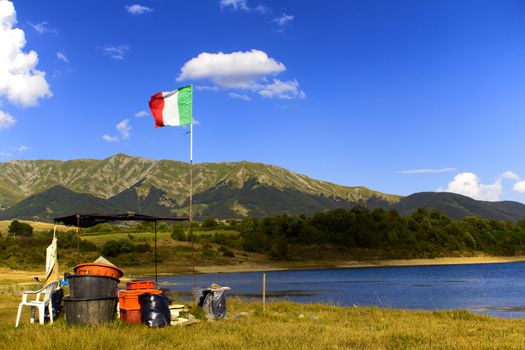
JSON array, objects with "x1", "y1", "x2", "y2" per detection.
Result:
[{"x1": 44, "y1": 233, "x2": 59, "y2": 286}]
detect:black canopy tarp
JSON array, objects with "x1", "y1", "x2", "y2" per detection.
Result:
[
  {"x1": 54, "y1": 212, "x2": 188, "y2": 228},
  {"x1": 54, "y1": 212, "x2": 189, "y2": 285}
]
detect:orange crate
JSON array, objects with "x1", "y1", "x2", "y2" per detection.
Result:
[
  {"x1": 120, "y1": 309, "x2": 142, "y2": 324},
  {"x1": 126, "y1": 280, "x2": 155, "y2": 290},
  {"x1": 119, "y1": 289, "x2": 162, "y2": 310}
]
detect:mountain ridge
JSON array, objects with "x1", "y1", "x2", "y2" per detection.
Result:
[
  {"x1": 0, "y1": 153, "x2": 398, "y2": 207},
  {"x1": 1, "y1": 154, "x2": 525, "y2": 222},
  {"x1": 0, "y1": 154, "x2": 399, "y2": 220}
]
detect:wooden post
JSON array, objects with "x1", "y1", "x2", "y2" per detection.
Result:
[
  {"x1": 76, "y1": 214, "x2": 80, "y2": 256},
  {"x1": 262, "y1": 272, "x2": 266, "y2": 313}
]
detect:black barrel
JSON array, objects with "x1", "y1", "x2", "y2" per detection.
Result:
[
  {"x1": 64, "y1": 297, "x2": 117, "y2": 325},
  {"x1": 67, "y1": 274, "x2": 119, "y2": 299}
]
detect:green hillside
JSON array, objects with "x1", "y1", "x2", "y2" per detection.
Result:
[
  {"x1": 0, "y1": 154, "x2": 399, "y2": 220},
  {"x1": 2, "y1": 154, "x2": 525, "y2": 222},
  {"x1": 0, "y1": 154, "x2": 399, "y2": 207},
  {"x1": 392, "y1": 192, "x2": 525, "y2": 221}
]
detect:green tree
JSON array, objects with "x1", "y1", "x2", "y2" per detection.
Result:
[
  {"x1": 101, "y1": 239, "x2": 133, "y2": 257},
  {"x1": 171, "y1": 225, "x2": 186, "y2": 241},
  {"x1": 201, "y1": 217, "x2": 218, "y2": 229},
  {"x1": 8, "y1": 220, "x2": 33, "y2": 237}
]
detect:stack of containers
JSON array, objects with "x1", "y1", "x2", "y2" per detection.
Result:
[
  {"x1": 64, "y1": 263, "x2": 124, "y2": 325},
  {"x1": 119, "y1": 280, "x2": 162, "y2": 324}
]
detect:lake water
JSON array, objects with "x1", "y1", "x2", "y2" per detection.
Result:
[{"x1": 158, "y1": 262, "x2": 525, "y2": 318}]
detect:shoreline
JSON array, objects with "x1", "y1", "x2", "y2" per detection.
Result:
[
  {"x1": 3, "y1": 256, "x2": 525, "y2": 283},
  {"x1": 185, "y1": 255, "x2": 525, "y2": 275}
]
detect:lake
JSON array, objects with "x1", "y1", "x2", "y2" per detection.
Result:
[{"x1": 158, "y1": 261, "x2": 525, "y2": 318}]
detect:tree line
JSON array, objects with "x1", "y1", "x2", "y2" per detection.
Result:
[{"x1": 237, "y1": 207, "x2": 525, "y2": 259}]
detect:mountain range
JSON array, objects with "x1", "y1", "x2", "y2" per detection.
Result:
[{"x1": 0, "y1": 154, "x2": 524, "y2": 222}]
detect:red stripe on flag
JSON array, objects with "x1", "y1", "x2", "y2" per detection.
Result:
[{"x1": 149, "y1": 92, "x2": 165, "y2": 128}]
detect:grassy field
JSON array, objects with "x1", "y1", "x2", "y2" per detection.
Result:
[
  {"x1": 1, "y1": 292, "x2": 525, "y2": 349},
  {"x1": 0, "y1": 220, "x2": 69, "y2": 235},
  {"x1": 80, "y1": 228, "x2": 239, "y2": 245}
]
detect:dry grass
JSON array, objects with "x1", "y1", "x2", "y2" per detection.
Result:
[
  {"x1": 1, "y1": 293, "x2": 525, "y2": 350},
  {"x1": 0, "y1": 220, "x2": 69, "y2": 235}
]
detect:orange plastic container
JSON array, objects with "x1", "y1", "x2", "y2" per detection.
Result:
[
  {"x1": 120, "y1": 309, "x2": 142, "y2": 324},
  {"x1": 126, "y1": 280, "x2": 155, "y2": 290},
  {"x1": 119, "y1": 289, "x2": 162, "y2": 310},
  {"x1": 74, "y1": 263, "x2": 124, "y2": 279}
]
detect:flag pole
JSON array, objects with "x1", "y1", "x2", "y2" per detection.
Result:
[{"x1": 190, "y1": 105, "x2": 196, "y2": 299}]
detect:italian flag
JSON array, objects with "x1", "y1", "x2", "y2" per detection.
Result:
[{"x1": 149, "y1": 85, "x2": 193, "y2": 128}]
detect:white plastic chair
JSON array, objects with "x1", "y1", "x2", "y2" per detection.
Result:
[{"x1": 15, "y1": 282, "x2": 59, "y2": 327}]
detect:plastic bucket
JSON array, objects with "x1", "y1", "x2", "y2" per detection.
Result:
[
  {"x1": 67, "y1": 274, "x2": 119, "y2": 299},
  {"x1": 64, "y1": 297, "x2": 117, "y2": 325},
  {"x1": 74, "y1": 263, "x2": 124, "y2": 279}
]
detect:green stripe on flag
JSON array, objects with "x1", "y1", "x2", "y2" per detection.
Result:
[{"x1": 177, "y1": 85, "x2": 193, "y2": 126}]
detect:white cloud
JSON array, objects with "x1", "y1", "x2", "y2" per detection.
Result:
[
  {"x1": 229, "y1": 92, "x2": 251, "y2": 101},
  {"x1": 126, "y1": 4, "x2": 153, "y2": 15},
  {"x1": 514, "y1": 181, "x2": 525, "y2": 193},
  {"x1": 220, "y1": 0, "x2": 267, "y2": 13},
  {"x1": 258, "y1": 79, "x2": 305, "y2": 99},
  {"x1": 396, "y1": 168, "x2": 457, "y2": 174},
  {"x1": 195, "y1": 85, "x2": 220, "y2": 92},
  {"x1": 274, "y1": 13, "x2": 294, "y2": 27},
  {"x1": 0, "y1": 1, "x2": 52, "y2": 107},
  {"x1": 178, "y1": 50, "x2": 304, "y2": 100},
  {"x1": 499, "y1": 171, "x2": 519, "y2": 181},
  {"x1": 101, "y1": 45, "x2": 130, "y2": 60},
  {"x1": 102, "y1": 134, "x2": 119, "y2": 143},
  {"x1": 10, "y1": 145, "x2": 30, "y2": 152},
  {"x1": 56, "y1": 51, "x2": 69, "y2": 63},
  {"x1": 117, "y1": 119, "x2": 131, "y2": 139},
  {"x1": 0, "y1": 111, "x2": 16, "y2": 129},
  {"x1": 178, "y1": 49, "x2": 285, "y2": 89},
  {"x1": 134, "y1": 110, "x2": 149, "y2": 118},
  {"x1": 440, "y1": 171, "x2": 519, "y2": 201},
  {"x1": 220, "y1": 0, "x2": 249, "y2": 11},
  {"x1": 254, "y1": 5, "x2": 269, "y2": 14},
  {"x1": 102, "y1": 119, "x2": 131, "y2": 142},
  {"x1": 192, "y1": 119, "x2": 201, "y2": 125},
  {"x1": 28, "y1": 21, "x2": 58, "y2": 34}
]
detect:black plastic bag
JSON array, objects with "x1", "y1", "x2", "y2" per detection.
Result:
[
  {"x1": 139, "y1": 293, "x2": 171, "y2": 328},
  {"x1": 45, "y1": 288, "x2": 64, "y2": 319},
  {"x1": 199, "y1": 286, "x2": 230, "y2": 319},
  {"x1": 197, "y1": 289, "x2": 211, "y2": 307},
  {"x1": 160, "y1": 288, "x2": 173, "y2": 305}
]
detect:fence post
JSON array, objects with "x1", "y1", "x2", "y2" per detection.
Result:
[{"x1": 262, "y1": 272, "x2": 266, "y2": 313}]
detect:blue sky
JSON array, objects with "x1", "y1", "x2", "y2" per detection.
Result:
[{"x1": 1, "y1": 0, "x2": 525, "y2": 202}]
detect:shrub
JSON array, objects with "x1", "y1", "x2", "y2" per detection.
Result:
[
  {"x1": 158, "y1": 222, "x2": 171, "y2": 232},
  {"x1": 201, "y1": 217, "x2": 217, "y2": 230},
  {"x1": 101, "y1": 239, "x2": 133, "y2": 257},
  {"x1": 171, "y1": 225, "x2": 186, "y2": 241},
  {"x1": 8, "y1": 220, "x2": 33, "y2": 237},
  {"x1": 134, "y1": 242, "x2": 151, "y2": 253},
  {"x1": 101, "y1": 239, "x2": 151, "y2": 257},
  {"x1": 80, "y1": 240, "x2": 97, "y2": 252},
  {"x1": 201, "y1": 243, "x2": 215, "y2": 256},
  {"x1": 219, "y1": 246, "x2": 235, "y2": 257}
]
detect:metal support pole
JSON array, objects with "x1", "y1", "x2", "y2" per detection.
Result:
[{"x1": 154, "y1": 221, "x2": 158, "y2": 287}]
